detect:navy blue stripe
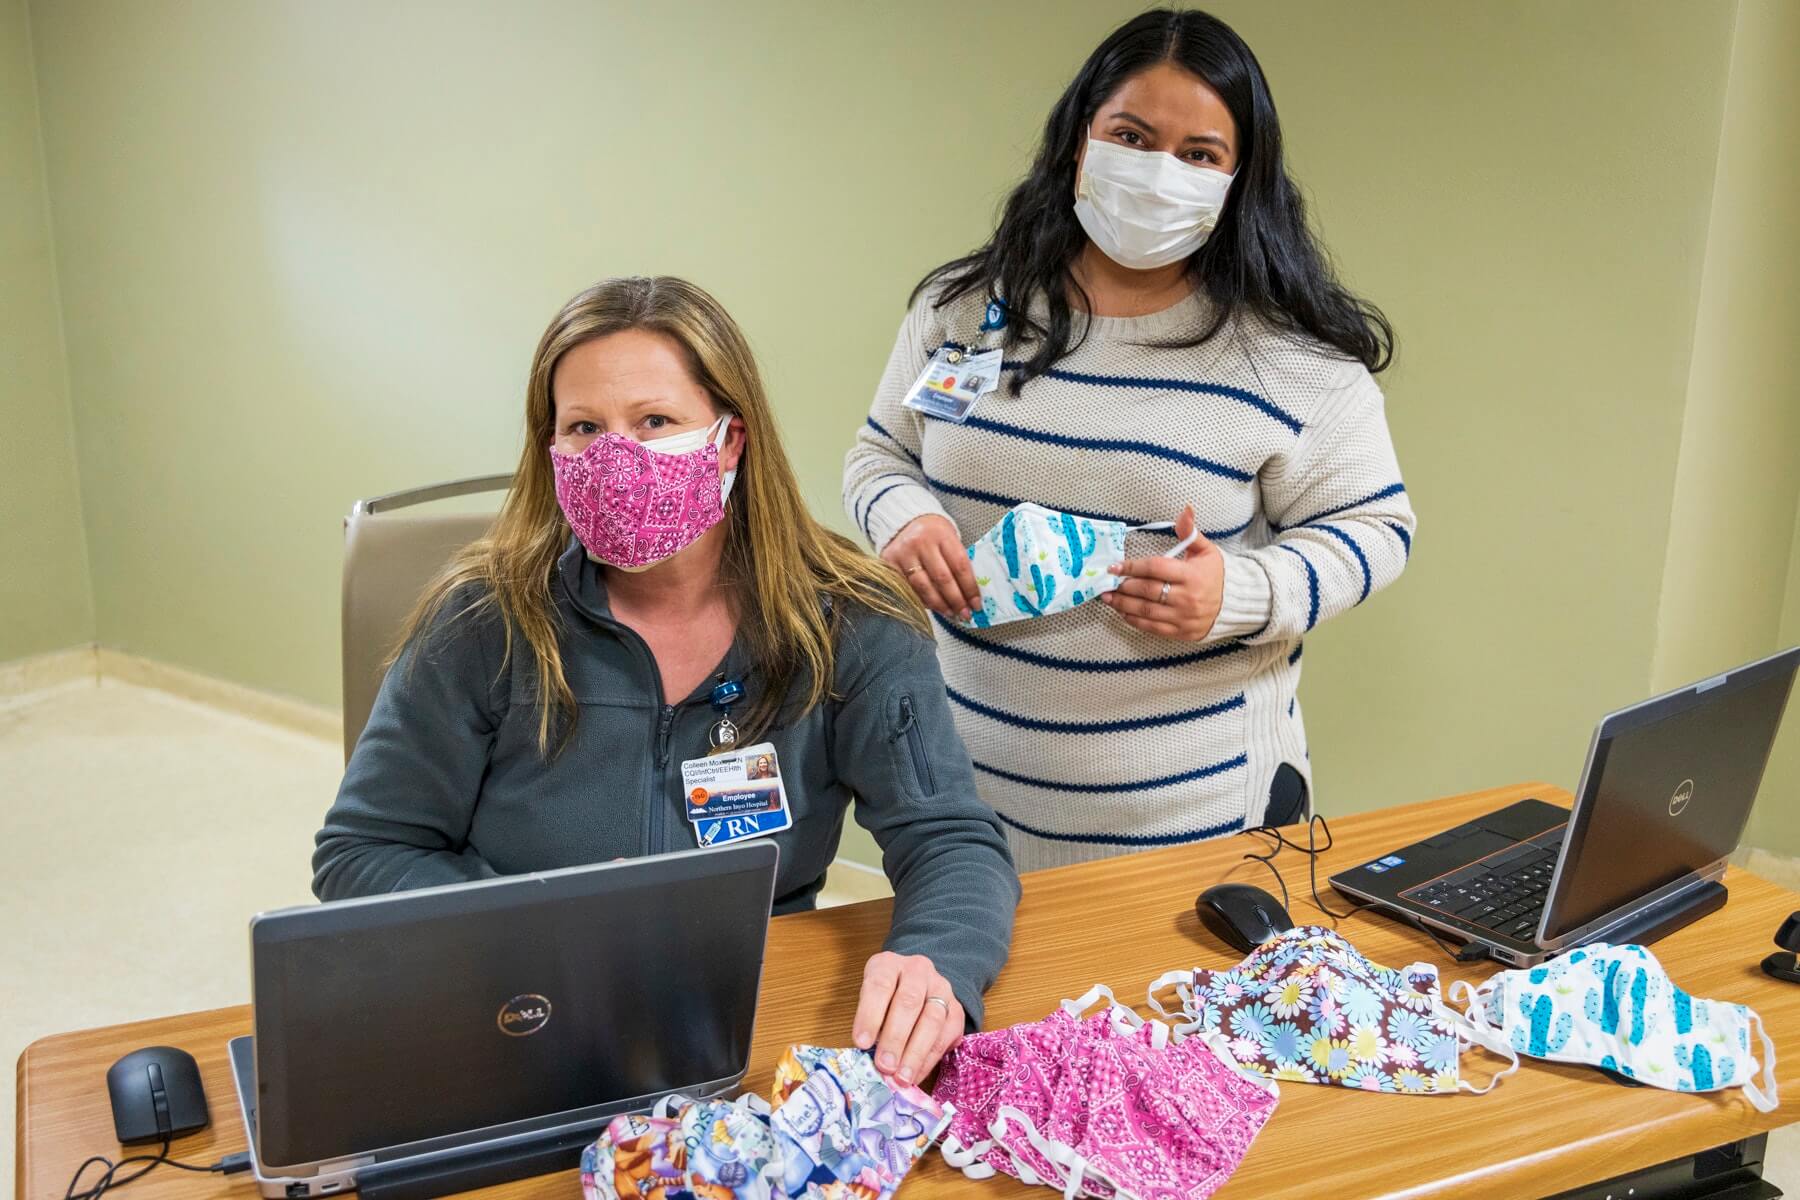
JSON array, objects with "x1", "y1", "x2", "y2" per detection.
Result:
[
  {"x1": 921, "y1": 473, "x2": 1250, "y2": 540},
  {"x1": 993, "y1": 807, "x2": 1246, "y2": 847},
  {"x1": 1288, "y1": 698, "x2": 1295, "y2": 717},
  {"x1": 933, "y1": 613, "x2": 1245, "y2": 672},
  {"x1": 864, "y1": 417, "x2": 921, "y2": 468},
  {"x1": 1316, "y1": 524, "x2": 1371, "y2": 604},
  {"x1": 946, "y1": 686, "x2": 1244, "y2": 734},
  {"x1": 1275, "y1": 482, "x2": 1407, "y2": 532},
  {"x1": 1387, "y1": 521, "x2": 1413, "y2": 559},
  {"x1": 1288, "y1": 640, "x2": 1303, "y2": 666},
  {"x1": 958, "y1": 414, "x2": 1253, "y2": 483},
  {"x1": 974, "y1": 752, "x2": 1247, "y2": 795},
  {"x1": 856, "y1": 476, "x2": 915, "y2": 536},
  {"x1": 996, "y1": 360, "x2": 1302, "y2": 434},
  {"x1": 1278, "y1": 545, "x2": 1320, "y2": 631}
]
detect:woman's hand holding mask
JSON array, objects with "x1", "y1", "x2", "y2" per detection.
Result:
[{"x1": 1100, "y1": 506, "x2": 1226, "y2": 640}]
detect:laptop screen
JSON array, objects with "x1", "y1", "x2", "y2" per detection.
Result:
[
  {"x1": 1541, "y1": 650, "x2": 1796, "y2": 942},
  {"x1": 250, "y1": 843, "x2": 777, "y2": 1169}
]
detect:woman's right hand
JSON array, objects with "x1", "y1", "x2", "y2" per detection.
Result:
[{"x1": 883, "y1": 514, "x2": 979, "y2": 621}]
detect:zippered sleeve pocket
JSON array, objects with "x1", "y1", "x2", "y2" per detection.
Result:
[{"x1": 889, "y1": 693, "x2": 936, "y2": 795}]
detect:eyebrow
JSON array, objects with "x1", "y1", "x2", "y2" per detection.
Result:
[{"x1": 1108, "y1": 110, "x2": 1230, "y2": 150}]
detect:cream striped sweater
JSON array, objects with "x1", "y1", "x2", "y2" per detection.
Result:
[{"x1": 842, "y1": 287, "x2": 1416, "y2": 872}]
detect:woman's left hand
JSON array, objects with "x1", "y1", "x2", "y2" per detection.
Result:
[
  {"x1": 852, "y1": 950, "x2": 964, "y2": 1085},
  {"x1": 1100, "y1": 505, "x2": 1225, "y2": 640}
]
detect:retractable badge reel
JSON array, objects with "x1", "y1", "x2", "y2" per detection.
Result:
[{"x1": 708, "y1": 676, "x2": 745, "y2": 752}]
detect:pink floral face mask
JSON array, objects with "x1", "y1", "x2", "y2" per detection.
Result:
[
  {"x1": 932, "y1": 986, "x2": 1279, "y2": 1200},
  {"x1": 550, "y1": 415, "x2": 736, "y2": 571}
]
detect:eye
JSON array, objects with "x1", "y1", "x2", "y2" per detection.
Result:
[
  {"x1": 1186, "y1": 149, "x2": 1217, "y2": 165},
  {"x1": 1114, "y1": 128, "x2": 1144, "y2": 146},
  {"x1": 643, "y1": 414, "x2": 670, "y2": 432},
  {"x1": 570, "y1": 420, "x2": 599, "y2": 436}
]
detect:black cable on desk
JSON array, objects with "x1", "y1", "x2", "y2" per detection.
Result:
[{"x1": 66, "y1": 1138, "x2": 251, "y2": 1200}]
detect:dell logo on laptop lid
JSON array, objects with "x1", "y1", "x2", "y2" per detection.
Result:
[
  {"x1": 1670, "y1": 778, "x2": 1694, "y2": 817},
  {"x1": 497, "y1": 994, "x2": 552, "y2": 1037}
]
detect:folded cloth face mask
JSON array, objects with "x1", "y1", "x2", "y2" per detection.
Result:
[
  {"x1": 1453, "y1": 943, "x2": 1779, "y2": 1112},
  {"x1": 965, "y1": 502, "x2": 1198, "y2": 628},
  {"x1": 1149, "y1": 926, "x2": 1519, "y2": 1095},
  {"x1": 581, "y1": 1046, "x2": 948, "y2": 1200},
  {"x1": 933, "y1": 986, "x2": 1278, "y2": 1200},
  {"x1": 551, "y1": 415, "x2": 738, "y2": 572},
  {"x1": 1073, "y1": 138, "x2": 1235, "y2": 270}
]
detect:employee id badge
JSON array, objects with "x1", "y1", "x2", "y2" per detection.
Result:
[
  {"x1": 901, "y1": 345, "x2": 1003, "y2": 423},
  {"x1": 682, "y1": 742, "x2": 793, "y2": 847}
]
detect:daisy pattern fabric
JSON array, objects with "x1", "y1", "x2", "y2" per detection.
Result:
[
  {"x1": 931, "y1": 985, "x2": 1278, "y2": 1200},
  {"x1": 1148, "y1": 926, "x2": 1518, "y2": 1095},
  {"x1": 579, "y1": 1046, "x2": 949, "y2": 1200}
]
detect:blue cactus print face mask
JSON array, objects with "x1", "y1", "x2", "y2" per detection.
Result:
[
  {"x1": 1452, "y1": 943, "x2": 1778, "y2": 1112},
  {"x1": 964, "y1": 502, "x2": 1195, "y2": 628}
]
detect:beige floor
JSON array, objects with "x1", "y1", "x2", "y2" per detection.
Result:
[{"x1": 3, "y1": 679, "x2": 1793, "y2": 1196}]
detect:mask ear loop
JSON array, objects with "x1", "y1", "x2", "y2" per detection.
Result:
[
  {"x1": 1126, "y1": 519, "x2": 1201, "y2": 560},
  {"x1": 711, "y1": 414, "x2": 740, "y2": 505},
  {"x1": 1446, "y1": 978, "x2": 1520, "y2": 1094},
  {"x1": 1742, "y1": 1008, "x2": 1780, "y2": 1113}
]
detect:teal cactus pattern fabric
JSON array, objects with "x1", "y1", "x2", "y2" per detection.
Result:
[
  {"x1": 966, "y1": 502, "x2": 1129, "y2": 628},
  {"x1": 1461, "y1": 943, "x2": 1777, "y2": 1109}
]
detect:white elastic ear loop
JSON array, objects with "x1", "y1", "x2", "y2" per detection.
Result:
[
  {"x1": 1145, "y1": 969, "x2": 1192, "y2": 1019},
  {"x1": 1743, "y1": 1009, "x2": 1780, "y2": 1114},
  {"x1": 652, "y1": 1092, "x2": 694, "y2": 1119},
  {"x1": 989, "y1": 1107, "x2": 1087, "y2": 1200},
  {"x1": 1127, "y1": 519, "x2": 1201, "y2": 559},
  {"x1": 711, "y1": 414, "x2": 739, "y2": 505},
  {"x1": 1447, "y1": 980, "x2": 1520, "y2": 1094},
  {"x1": 1060, "y1": 984, "x2": 1119, "y2": 1018}
]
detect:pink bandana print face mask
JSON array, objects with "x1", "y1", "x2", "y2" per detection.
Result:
[
  {"x1": 932, "y1": 986, "x2": 1278, "y2": 1200},
  {"x1": 1147, "y1": 926, "x2": 1517, "y2": 1096},
  {"x1": 550, "y1": 416, "x2": 735, "y2": 571}
]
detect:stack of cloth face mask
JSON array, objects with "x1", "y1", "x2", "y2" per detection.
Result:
[
  {"x1": 929, "y1": 986, "x2": 1279, "y2": 1200},
  {"x1": 580, "y1": 1044, "x2": 951, "y2": 1200}
]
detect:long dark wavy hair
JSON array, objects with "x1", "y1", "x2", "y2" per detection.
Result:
[{"x1": 915, "y1": 8, "x2": 1392, "y2": 391}]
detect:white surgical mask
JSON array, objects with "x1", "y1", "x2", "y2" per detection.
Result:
[{"x1": 1073, "y1": 138, "x2": 1234, "y2": 271}]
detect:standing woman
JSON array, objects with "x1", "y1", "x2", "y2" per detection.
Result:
[{"x1": 843, "y1": 9, "x2": 1416, "y2": 870}]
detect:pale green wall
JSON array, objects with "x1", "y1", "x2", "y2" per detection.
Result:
[
  {"x1": 24, "y1": 1, "x2": 1797, "y2": 868},
  {"x1": 1758, "y1": 499, "x2": 1800, "y2": 850},
  {"x1": 1653, "y1": 0, "x2": 1800, "y2": 699},
  {"x1": 0, "y1": 0, "x2": 91, "y2": 661}
]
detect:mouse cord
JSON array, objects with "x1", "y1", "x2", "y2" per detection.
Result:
[
  {"x1": 1240, "y1": 816, "x2": 1490, "y2": 963},
  {"x1": 66, "y1": 1138, "x2": 250, "y2": 1200}
]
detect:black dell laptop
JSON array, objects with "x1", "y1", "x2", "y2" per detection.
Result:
[
  {"x1": 1332, "y1": 646, "x2": 1798, "y2": 966},
  {"x1": 228, "y1": 841, "x2": 778, "y2": 1198}
]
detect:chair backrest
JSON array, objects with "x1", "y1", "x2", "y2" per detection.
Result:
[{"x1": 341, "y1": 474, "x2": 511, "y2": 762}]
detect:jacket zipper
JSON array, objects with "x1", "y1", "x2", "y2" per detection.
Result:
[{"x1": 895, "y1": 694, "x2": 935, "y2": 794}]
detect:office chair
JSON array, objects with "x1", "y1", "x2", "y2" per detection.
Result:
[{"x1": 341, "y1": 474, "x2": 511, "y2": 762}]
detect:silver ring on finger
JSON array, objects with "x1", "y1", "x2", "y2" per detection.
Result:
[
  {"x1": 927, "y1": 995, "x2": 952, "y2": 1013},
  {"x1": 1158, "y1": 580, "x2": 1171, "y2": 605},
  {"x1": 905, "y1": 564, "x2": 923, "y2": 575}
]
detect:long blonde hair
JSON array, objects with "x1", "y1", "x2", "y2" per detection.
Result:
[{"x1": 396, "y1": 276, "x2": 929, "y2": 751}]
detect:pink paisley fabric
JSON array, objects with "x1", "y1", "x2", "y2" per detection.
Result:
[
  {"x1": 550, "y1": 431, "x2": 725, "y2": 569},
  {"x1": 932, "y1": 987, "x2": 1278, "y2": 1200}
]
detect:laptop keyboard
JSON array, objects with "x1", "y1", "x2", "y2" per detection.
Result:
[{"x1": 1400, "y1": 832, "x2": 1565, "y2": 944}]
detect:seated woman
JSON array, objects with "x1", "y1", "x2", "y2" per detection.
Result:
[{"x1": 314, "y1": 276, "x2": 1019, "y2": 1084}]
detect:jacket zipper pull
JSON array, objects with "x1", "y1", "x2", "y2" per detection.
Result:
[
  {"x1": 655, "y1": 704, "x2": 676, "y2": 767},
  {"x1": 890, "y1": 695, "x2": 917, "y2": 744}
]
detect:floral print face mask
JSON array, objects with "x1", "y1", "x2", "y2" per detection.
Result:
[
  {"x1": 1148, "y1": 926, "x2": 1518, "y2": 1095},
  {"x1": 579, "y1": 1045, "x2": 948, "y2": 1200}
]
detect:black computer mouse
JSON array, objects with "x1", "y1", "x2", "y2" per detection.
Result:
[
  {"x1": 106, "y1": 1046, "x2": 209, "y2": 1144},
  {"x1": 1196, "y1": 883, "x2": 1293, "y2": 953}
]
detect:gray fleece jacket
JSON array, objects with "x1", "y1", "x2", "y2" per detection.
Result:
[{"x1": 313, "y1": 539, "x2": 1019, "y2": 1024}]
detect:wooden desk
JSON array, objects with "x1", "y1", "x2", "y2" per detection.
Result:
[{"x1": 17, "y1": 783, "x2": 1800, "y2": 1200}]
